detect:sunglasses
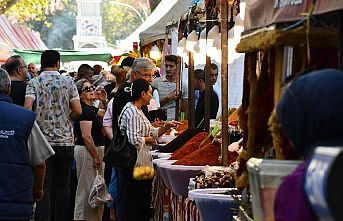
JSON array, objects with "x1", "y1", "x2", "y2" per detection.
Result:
[{"x1": 81, "y1": 85, "x2": 95, "y2": 92}]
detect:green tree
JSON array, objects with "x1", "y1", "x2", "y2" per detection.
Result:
[
  {"x1": 4, "y1": 0, "x2": 77, "y2": 49},
  {"x1": 0, "y1": 0, "x2": 18, "y2": 14},
  {"x1": 28, "y1": 0, "x2": 77, "y2": 49},
  {"x1": 5, "y1": 0, "x2": 55, "y2": 25},
  {"x1": 101, "y1": 0, "x2": 151, "y2": 46}
]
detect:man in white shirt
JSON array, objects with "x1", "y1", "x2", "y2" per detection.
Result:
[{"x1": 152, "y1": 55, "x2": 188, "y2": 121}]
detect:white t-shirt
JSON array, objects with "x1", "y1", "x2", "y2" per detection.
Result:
[
  {"x1": 28, "y1": 121, "x2": 55, "y2": 166},
  {"x1": 152, "y1": 76, "x2": 188, "y2": 120}
]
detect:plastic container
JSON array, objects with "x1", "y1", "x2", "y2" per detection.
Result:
[
  {"x1": 161, "y1": 134, "x2": 176, "y2": 143},
  {"x1": 154, "y1": 159, "x2": 176, "y2": 189},
  {"x1": 150, "y1": 151, "x2": 172, "y2": 160},
  {"x1": 163, "y1": 164, "x2": 204, "y2": 196},
  {"x1": 247, "y1": 158, "x2": 302, "y2": 221},
  {"x1": 189, "y1": 188, "x2": 238, "y2": 221}
]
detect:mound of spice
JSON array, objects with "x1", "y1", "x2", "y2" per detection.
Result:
[
  {"x1": 169, "y1": 132, "x2": 210, "y2": 160},
  {"x1": 173, "y1": 142, "x2": 239, "y2": 166},
  {"x1": 173, "y1": 142, "x2": 221, "y2": 166}
]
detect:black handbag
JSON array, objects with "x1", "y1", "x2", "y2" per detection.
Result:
[{"x1": 103, "y1": 107, "x2": 137, "y2": 170}]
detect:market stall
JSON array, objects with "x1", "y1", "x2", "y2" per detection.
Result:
[
  {"x1": 142, "y1": 0, "x2": 248, "y2": 220},
  {"x1": 233, "y1": 0, "x2": 343, "y2": 220}
]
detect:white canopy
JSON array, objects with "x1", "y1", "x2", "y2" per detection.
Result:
[{"x1": 124, "y1": 0, "x2": 192, "y2": 46}]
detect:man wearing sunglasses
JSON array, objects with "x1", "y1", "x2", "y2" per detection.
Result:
[
  {"x1": 152, "y1": 55, "x2": 188, "y2": 121},
  {"x1": 24, "y1": 50, "x2": 82, "y2": 221}
]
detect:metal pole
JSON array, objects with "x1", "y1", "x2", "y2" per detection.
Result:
[{"x1": 221, "y1": 0, "x2": 229, "y2": 166}]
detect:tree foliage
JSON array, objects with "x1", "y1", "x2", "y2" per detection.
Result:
[
  {"x1": 4, "y1": 0, "x2": 77, "y2": 49},
  {"x1": 4, "y1": 0, "x2": 58, "y2": 25},
  {"x1": 101, "y1": 0, "x2": 151, "y2": 46},
  {"x1": 0, "y1": 0, "x2": 18, "y2": 14},
  {"x1": 27, "y1": 0, "x2": 77, "y2": 49},
  {"x1": 2, "y1": 0, "x2": 156, "y2": 49}
]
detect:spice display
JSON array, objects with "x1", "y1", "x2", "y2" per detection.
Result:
[
  {"x1": 158, "y1": 129, "x2": 199, "y2": 153},
  {"x1": 173, "y1": 142, "x2": 221, "y2": 165},
  {"x1": 193, "y1": 170, "x2": 236, "y2": 189},
  {"x1": 169, "y1": 132, "x2": 210, "y2": 160},
  {"x1": 173, "y1": 142, "x2": 239, "y2": 166}
]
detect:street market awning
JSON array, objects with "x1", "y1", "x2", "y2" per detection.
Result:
[
  {"x1": 0, "y1": 15, "x2": 48, "y2": 50},
  {"x1": 124, "y1": 0, "x2": 192, "y2": 46},
  {"x1": 13, "y1": 49, "x2": 114, "y2": 64},
  {"x1": 0, "y1": 15, "x2": 48, "y2": 62},
  {"x1": 244, "y1": 0, "x2": 343, "y2": 32}
]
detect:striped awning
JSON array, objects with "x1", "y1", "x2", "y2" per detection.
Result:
[{"x1": 0, "y1": 15, "x2": 48, "y2": 62}]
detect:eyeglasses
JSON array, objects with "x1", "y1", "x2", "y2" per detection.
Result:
[
  {"x1": 134, "y1": 71, "x2": 153, "y2": 79},
  {"x1": 19, "y1": 65, "x2": 28, "y2": 69},
  {"x1": 81, "y1": 85, "x2": 95, "y2": 92}
]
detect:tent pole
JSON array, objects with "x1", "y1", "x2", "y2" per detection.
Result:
[
  {"x1": 204, "y1": 3, "x2": 212, "y2": 132},
  {"x1": 188, "y1": 51, "x2": 195, "y2": 128},
  {"x1": 188, "y1": 14, "x2": 196, "y2": 128},
  {"x1": 221, "y1": 0, "x2": 229, "y2": 166}
]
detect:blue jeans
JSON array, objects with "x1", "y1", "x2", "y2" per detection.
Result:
[
  {"x1": 35, "y1": 146, "x2": 74, "y2": 221},
  {"x1": 107, "y1": 167, "x2": 118, "y2": 208}
]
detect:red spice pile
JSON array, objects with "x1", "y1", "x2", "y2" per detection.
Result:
[
  {"x1": 173, "y1": 142, "x2": 221, "y2": 166},
  {"x1": 169, "y1": 132, "x2": 209, "y2": 160},
  {"x1": 173, "y1": 142, "x2": 240, "y2": 166}
]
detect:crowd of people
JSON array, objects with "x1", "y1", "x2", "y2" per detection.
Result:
[{"x1": 0, "y1": 50, "x2": 221, "y2": 221}]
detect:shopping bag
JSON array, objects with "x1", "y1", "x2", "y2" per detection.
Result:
[
  {"x1": 132, "y1": 143, "x2": 154, "y2": 180},
  {"x1": 88, "y1": 170, "x2": 113, "y2": 208}
]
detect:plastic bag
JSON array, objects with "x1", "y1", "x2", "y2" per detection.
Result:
[
  {"x1": 132, "y1": 144, "x2": 154, "y2": 180},
  {"x1": 88, "y1": 170, "x2": 113, "y2": 208}
]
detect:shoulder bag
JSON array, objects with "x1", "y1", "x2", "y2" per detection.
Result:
[{"x1": 103, "y1": 106, "x2": 137, "y2": 170}]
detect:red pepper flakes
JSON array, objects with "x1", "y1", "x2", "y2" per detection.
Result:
[
  {"x1": 169, "y1": 132, "x2": 210, "y2": 160},
  {"x1": 173, "y1": 142, "x2": 239, "y2": 166}
]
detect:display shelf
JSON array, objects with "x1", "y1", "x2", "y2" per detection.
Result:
[{"x1": 163, "y1": 164, "x2": 204, "y2": 196}]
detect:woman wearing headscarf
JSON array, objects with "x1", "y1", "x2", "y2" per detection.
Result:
[
  {"x1": 273, "y1": 69, "x2": 343, "y2": 221},
  {"x1": 117, "y1": 78, "x2": 179, "y2": 221},
  {"x1": 73, "y1": 79, "x2": 107, "y2": 221}
]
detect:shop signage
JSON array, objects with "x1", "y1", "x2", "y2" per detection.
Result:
[
  {"x1": 244, "y1": 0, "x2": 343, "y2": 32},
  {"x1": 274, "y1": 0, "x2": 303, "y2": 9}
]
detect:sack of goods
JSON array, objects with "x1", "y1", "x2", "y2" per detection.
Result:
[{"x1": 133, "y1": 144, "x2": 154, "y2": 180}]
